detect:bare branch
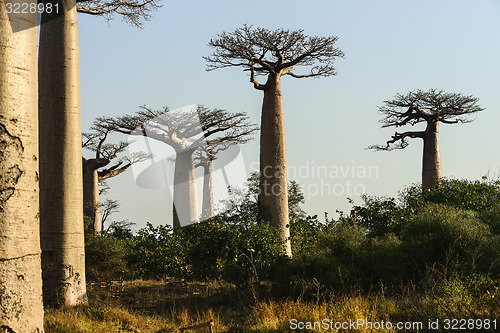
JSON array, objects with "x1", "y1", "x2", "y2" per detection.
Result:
[
  {"x1": 378, "y1": 89, "x2": 483, "y2": 128},
  {"x1": 368, "y1": 131, "x2": 426, "y2": 151},
  {"x1": 250, "y1": 60, "x2": 266, "y2": 90},
  {"x1": 76, "y1": 0, "x2": 161, "y2": 28},
  {"x1": 93, "y1": 105, "x2": 258, "y2": 163},
  {"x1": 204, "y1": 25, "x2": 344, "y2": 83}
]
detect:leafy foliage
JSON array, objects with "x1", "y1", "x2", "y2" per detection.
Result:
[
  {"x1": 85, "y1": 234, "x2": 131, "y2": 281},
  {"x1": 126, "y1": 223, "x2": 188, "y2": 279},
  {"x1": 85, "y1": 177, "x2": 500, "y2": 297},
  {"x1": 403, "y1": 178, "x2": 500, "y2": 213}
]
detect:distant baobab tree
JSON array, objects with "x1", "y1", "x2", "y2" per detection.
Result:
[
  {"x1": 205, "y1": 25, "x2": 344, "y2": 256},
  {"x1": 82, "y1": 128, "x2": 150, "y2": 234},
  {"x1": 96, "y1": 105, "x2": 256, "y2": 228},
  {"x1": 0, "y1": 7, "x2": 44, "y2": 331},
  {"x1": 38, "y1": 0, "x2": 160, "y2": 307},
  {"x1": 369, "y1": 89, "x2": 483, "y2": 189},
  {"x1": 195, "y1": 141, "x2": 256, "y2": 220}
]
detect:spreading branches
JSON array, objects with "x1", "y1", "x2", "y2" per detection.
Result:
[
  {"x1": 204, "y1": 24, "x2": 344, "y2": 86},
  {"x1": 95, "y1": 105, "x2": 258, "y2": 154},
  {"x1": 96, "y1": 106, "x2": 203, "y2": 149},
  {"x1": 100, "y1": 198, "x2": 119, "y2": 225},
  {"x1": 83, "y1": 125, "x2": 152, "y2": 181},
  {"x1": 76, "y1": 0, "x2": 161, "y2": 28},
  {"x1": 197, "y1": 107, "x2": 258, "y2": 147},
  {"x1": 368, "y1": 131, "x2": 426, "y2": 151},
  {"x1": 378, "y1": 89, "x2": 483, "y2": 128},
  {"x1": 370, "y1": 89, "x2": 483, "y2": 150}
]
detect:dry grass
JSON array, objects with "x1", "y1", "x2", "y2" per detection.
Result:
[{"x1": 44, "y1": 279, "x2": 500, "y2": 333}]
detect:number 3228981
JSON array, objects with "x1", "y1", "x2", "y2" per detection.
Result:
[{"x1": 5, "y1": 2, "x2": 59, "y2": 14}]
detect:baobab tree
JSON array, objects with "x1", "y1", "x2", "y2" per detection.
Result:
[
  {"x1": 205, "y1": 25, "x2": 344, "y2": 256},
  {"x1": 96, "y1": 105, "x2": 256, "y2": 227},
  {"x1": 0, "y1": 5, "x2": 44, "y2": 331},
  {"x1": 38, "y1": 0, "x2": 89, "y2": 306},
  {"x1": 194, "y1": 146, "x2": 217, "y2": 220},
  {"x1": 369, "y1": 89, "x2": 483, "y2": 189},
  {"x1": 195, "y1": 141, "x2": 255, "y2": 220},
  {"x1": 82, "y1": 129, "x2": 150, "y2": 234},
  {"x1": 38, "y1": 0, "x2": 159, "y2": 307}
]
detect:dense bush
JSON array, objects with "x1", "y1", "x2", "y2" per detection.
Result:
[
  {"x1": 85, "y1": 177, "x2": 500, "y2": 297},
  {"x1": 348, "y1": 195, "x2": 407, "y2": 237},
  {"x1": 401, "y1": 203, "x2": 494, "y2": 278},
  {"x1": 123, "y1": 218, "x2": 287, "y2": 284},
  {"x1": 85, "y1": 234, "x2": 130, "y2": 281},
  {"x1": 125, "y1": 223, "x2": 189, "y2": 280},
  {"x1": 282, "y1": 178, "x2": 500, "y2": 291},
  {"x1": 403, "y1": 178, "x2": 500, "y2": 213}
]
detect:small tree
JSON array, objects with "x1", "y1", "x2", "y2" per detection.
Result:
[
  {"x1": 221, "y1": 172, "x2": 306, "y2": 223},
  {"x1": 205, "y1": 25, "x2": 344, "y2": 256},
  {"x1": 82, "y1": 128, "x2": 150, "y2": 234},
  {"x1": 369, "y1": 89, "x2": 483, "y2": 189}
]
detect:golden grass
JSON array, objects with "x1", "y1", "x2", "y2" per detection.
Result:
[{"x1": 44, "y1": 279, "x2": 500, "y2": 333}]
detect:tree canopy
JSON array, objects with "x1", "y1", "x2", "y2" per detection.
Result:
[
  {"x1": 370, "y1": 89, "x2": 483, "y2": 150},
  {"x1": 204, "y1": 25, "x2": 344, "y2": 89},
  {"x1": 96, "y1": 105, "x2": 258, "y2": 151}
]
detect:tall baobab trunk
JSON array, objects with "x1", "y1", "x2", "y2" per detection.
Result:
[
  {"x1": 0, "y1": 5, "x2": 45, "y2": 331},
  {"x1": 83, "y1": 159, "x2": 107, "y2": 234},
  {"x1": 258, "y1": 73, "x2": 291, "y2": 256},
  {"x1": 173, "y1": 149, "x2": 200, "y2": 228},
  {"x1": 422, "y1": 120, "x2": 442, "y2": 189},
  {"x1": 39, "y1": 0, "x2": 87, "y2": 306},
  {"x1": 201, "y1": 160, "x2": 214, "y2": 220}
]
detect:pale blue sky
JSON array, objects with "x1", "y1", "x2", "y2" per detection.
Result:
[{"x1": 78, "y1": 0, "x2": 500, "y2": 230}]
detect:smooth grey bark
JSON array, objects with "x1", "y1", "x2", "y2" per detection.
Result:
[
  {"x1": 172, "y1": 149, "x2": 200, "y2": 228},
  {"x1": 205, "y1": 26, "x2": 344, "y2": 257},
  {"x1": 0, "y1": 4, "x2": 45, "y2": 331},
  {"x1": 82, "y1": 158, "x2": 108, "y2": 234},
  {"x1": 200, "y1": 160, "x2": 214, "y2": 220},
  {"x1": 258, "y1": 73, "x2": 291, "y2": 256},
  {"x1": 422, "y1": 121, "x2": 441, "y2": 189},
  {"x1": 39, "y1": 0, "x2": 88, "y2": 306}
]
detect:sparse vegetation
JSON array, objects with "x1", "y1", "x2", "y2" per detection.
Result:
[{"x1": 71, "y1": 177, "x2": 500, "y2": 332}]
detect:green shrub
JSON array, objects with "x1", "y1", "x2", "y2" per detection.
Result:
[
  {"x1": 349, "y1": 195, "x2": 408, "y2": 237},
  {"x1": 85, "y1": 234, "x2": 130, "y2": 281},
  {"x1": 126, "y1": 223, "x2": 188, "y2": 279},
  {"x1": 289, "y1": 220, "x2": 370, "y2": 290},
  {"x1": 403, "y1": 178, "x2": 500, "y2": 213},
  {"x1": 478, "y1": 203, "x2": 500, "y2": 235},
  {"x1": 289, "y1": 215, "x2": 325, "y2": 255},
  {"x1": 178, "y1": 217, "x2": 286, "y2": 284},
  {"x1": 401, "y1": 203, "x2": 492, "y2": 279},
  {"x1": 125, "y1": 218, "x2": 286, "y2": 284},
  {"x1": 364, "y1": 233, "x2": 406, "y2": 285}
]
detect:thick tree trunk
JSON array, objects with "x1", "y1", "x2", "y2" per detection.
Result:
[
  {"x1": 0, "y1": 5, "x2": 45, "y2": 331},
  {"x1": 422, "y1": 121, "x2": 442, "y2": 189},
  {"x1": 173, "y1": 149, "x2": 200, "y2": 228},
  {"x1": 258, "y1": 73, "x2": 291, "y2": 256},
  {"x1": 201, "y1": 160, "x2": 214, "y2": 220},
  {"x1": 39, "y1": 0, "x2": 87, "y2": 306},
  {"x1": 83, "y1": 161, "x2": 102, "y2": 234}
]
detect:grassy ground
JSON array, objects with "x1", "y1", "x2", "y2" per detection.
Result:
[{"x1": 44, "y1": 278, "x2": 500, "y2": 332}]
